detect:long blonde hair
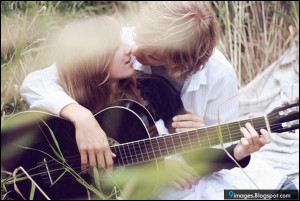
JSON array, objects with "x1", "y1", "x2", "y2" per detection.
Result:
[
  {"x1": 56, "y1": 16, "x2": 142, "y2": 113},
  {"x1": 135, "y1": 1, "x2": 219, "y2": 79}
]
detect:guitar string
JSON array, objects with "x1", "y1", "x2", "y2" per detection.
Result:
[
  {"x1": 43, "y1": 121, "x2": 291, "y2": 174},
  {"x1": 44, "y1": 122, "x2": 294, "y2": 171},
  {"x1": 13, "y1": 103, "x2": 299, "y2": 183},
  {"x1": 43, "y1": 120, "x2": 295, "y2": 170},
  {"x1": 38, "y1": 109, "x2": 299, "y2": 167},
  {"x1": 42, "y1": 110, "x2": 299, "y2": 166},
  {"x1": 38, "y1": 106, "x2": 299, "y2": 182},
  {"x1": 41, "y1": 122, "x2": 292, "y2": 183},
  {"x1": 40, "y1": 105, "x2": 299, "y2": 182},
  {"x1": 41, "y1": 122, "x2": 296, "y2": 182},
  {"x1": 43, "y1": 118, "x2": 266, "y2": 165}
]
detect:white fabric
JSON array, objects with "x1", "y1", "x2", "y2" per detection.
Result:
[
  {"x1": 159, "y1": 158, "x2": 286, "y2": 200},
  {"x1": 238, "y1": 43, "x2": 299, "y2": 189}
]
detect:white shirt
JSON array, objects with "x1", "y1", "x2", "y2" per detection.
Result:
[{"x1": 20, "y1": 27, "x2": 238, "y2": 126}]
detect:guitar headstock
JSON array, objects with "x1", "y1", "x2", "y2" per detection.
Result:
[{"x1": 267, "y1": 99, "x2": 299, "y2": 133}]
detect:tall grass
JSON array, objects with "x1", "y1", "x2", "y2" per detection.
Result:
[
  {"x1": 213, "y1": 1, "x2": 299, "y2": 87},
  {"x1": 1, "y1": 1, "x2": 298, "y2": 116},
  {"x1": 1, "y1": 1, "x2": 299, "y2": 200}
]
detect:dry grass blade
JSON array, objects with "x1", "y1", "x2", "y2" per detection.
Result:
[{"x1": 12, "y1": 167, "x2": 50, "y2": 200}]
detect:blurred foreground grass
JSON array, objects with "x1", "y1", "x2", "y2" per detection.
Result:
[{"x1": 1, "y1": 1, "x2": 299, "y2": 200}]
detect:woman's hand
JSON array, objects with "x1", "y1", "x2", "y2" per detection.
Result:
[
  {"x1": 165, "y1": 159, "x2": 200, "y2": 191},
  {"x1": 234, "y1": 119, "x2": 271, "y2": 161},
  {"x1": 172, "y1": 109, "x2": 205, "y2": 132},
  {"x1": 60, "y1": 103, "x2": 115, "y2": 173}
]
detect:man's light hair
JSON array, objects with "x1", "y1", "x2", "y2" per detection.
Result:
[{"x1": 135, "y1": 1, "x2": 219, "y2": 79}]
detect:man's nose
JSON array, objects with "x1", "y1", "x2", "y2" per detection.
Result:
[
  {"x1": 125, "y1": 47, "x2": 132, "y2": 55},
  {"x1": 131, "y1": 45, "x2": 139, "y2": 57}
]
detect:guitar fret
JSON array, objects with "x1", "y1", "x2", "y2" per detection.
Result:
[
  {"x1": 165, "y1": 136, "x2": 176, "y2": 155},
  {"x1": 176, "y1": 134, "x2": 183, "y2": 152},
  {"x1": 226, "y1": 123, "x2": 232, "y2": 142},
  {"x1": 157, "y1": 138, "x2": 167, "y2": 156},
  {"x1": 186, "y1": 131, "x2": 193, "y2": 151},
  {"x1": 111, "y1": 116, "x2": 274, "y2": 167},
  {"x1": 124, "y1": 144, "x2": 133, "y2": 165},
  {"x1": 155, "y1": 138, "x2": 163, "y2": 158},
  {"x1": 121, "y1": 145, "x2": 130, "y2": 166},
  {"x1": 170, "y1": 135, "x2": 178, "y2": 154},
  {"x1": 145, "y1": 139, "x2": 155, "y2": 160},
  {"x1": 142, "y1": 140, "x2": 151, "y2": 161},
  {"x1": 195, "y1": 129, "x2": 201, "y2": 150},
  {"x1": 213, "y1": 126, "x2": 219, "y2": 145},
  {"x1": 190, "y1": 130, "x2": 199, "y2": 150},
  {"x1": 130, "y1": 143, "x2": 139, "y2": 164},
  {"x1": 137, "y1": 141, "x2": 145, "y2": 162},
  {"x1": 175, "y1": 134, "x2": 184, "y2": 153},
  {"x1": 237, "y1": 120, "x2": 242, "y2": 131},
  {"x1": 116, "y1": 145, "x2": 124, "y2": 166},
  {"x1": 205, "y1": 127, "x2": 212, "y2": 147},
  {"x1": 150, "y1": 139, "x2": 159, "y2": 159},
  {"x1": 113, "y1": 146, "x2": 123, "y2": 166},
  {"x1": 162, "y1": 136, "x2": 169, "y2": 156}
]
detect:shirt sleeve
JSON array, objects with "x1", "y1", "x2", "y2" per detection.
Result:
[
  {"x1": 182, "y1": 144, "x2": 251, "y2": 176},
  {"x1": 20, "y1": 63, "x2": 77, "y2": 116}
]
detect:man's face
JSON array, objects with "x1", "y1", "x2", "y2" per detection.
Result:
[{"x1": 132, "y1": 46, "x2": 168, "y2": 67}]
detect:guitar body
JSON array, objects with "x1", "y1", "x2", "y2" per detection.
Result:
[{"x1": 1, "y1": 100, "x2": 163, "y2": 200}]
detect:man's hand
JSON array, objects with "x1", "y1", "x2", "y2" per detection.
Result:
[
  {"x1": 172, "y1": 109, "x2": 205, "y2": 132},
  {"x1": 165, "y1": 159, "x2": 200, "y2": 191},
  {"x1": 234, "y1": 121, "x2": 271, "y2": 161}
]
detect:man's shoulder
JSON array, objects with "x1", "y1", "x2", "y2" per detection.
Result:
[
  {"x1": 204, "y1": 48, "x2": 237, "y2": 82},
  {"x1": 207, "y1": 48, "x2": 233, "y2": 70}
]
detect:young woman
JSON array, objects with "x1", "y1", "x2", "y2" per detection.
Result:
[{"x1": 54, "y1": 16, "x2": 142, "y2": 173}]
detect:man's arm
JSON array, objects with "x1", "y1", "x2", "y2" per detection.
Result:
[
  {"x1": 182, "y1": 144, "x2": 250, "y2": 176},
  {"x1": 20, "y1": 63, "x2": 77, "y2": 116}
]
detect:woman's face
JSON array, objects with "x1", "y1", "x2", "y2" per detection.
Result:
[{"x1": 109, "y1": 40, "x2": 135, "y2": 80}]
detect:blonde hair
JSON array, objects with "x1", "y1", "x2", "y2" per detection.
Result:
[
  {"x1": 135, "y1": 1, "x2": 219, "y2": 79},
  {"x1": 56, "y1": 16, "x2": 142, "y2": 113}
]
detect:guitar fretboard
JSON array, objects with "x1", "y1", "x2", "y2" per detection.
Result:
[{"x1": 111, "y1": 116, "x2": 267, "y2": 166}]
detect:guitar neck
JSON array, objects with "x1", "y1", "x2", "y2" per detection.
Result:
[{"x1": 111, "y1": 116, "x2": 269, "y2": 166}]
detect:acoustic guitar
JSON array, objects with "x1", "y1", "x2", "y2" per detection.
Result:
[{"x1": 1, "y1": 75, "x2": 299, "y2": 200}]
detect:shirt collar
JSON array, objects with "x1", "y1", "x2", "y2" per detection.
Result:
[
  {"x1": 133, "y1": 59, "x2": 207, "y2": 92},
  {"x1": 185, "y1": 67, "x2": 207, "y2": 92}
]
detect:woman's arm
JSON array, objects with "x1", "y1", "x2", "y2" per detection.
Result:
[
  {"x1": 20, "y1": 64, "x2": 114, "y2": 172},
  {"x1": 60, "y1": 103, "x2": 115, "y2": 172}
]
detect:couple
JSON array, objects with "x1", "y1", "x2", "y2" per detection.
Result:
[{"x1": 20, "y1": 1, "x2": 293, "y2": 200}]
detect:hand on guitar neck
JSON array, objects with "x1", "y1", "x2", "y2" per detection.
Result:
[{"x1": 167, "y1": 111, "x2": 271, "y2": 191}]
